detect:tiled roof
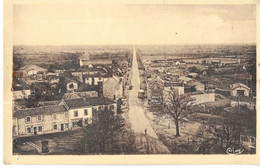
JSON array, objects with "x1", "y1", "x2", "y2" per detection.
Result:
[
  {"x1": 63, "y1": 98, "x2": 90, "y2": 109},
  {"x1": 13, "y1": 79, "x2": 30, "y2": 91},
  {"x1": 85, "y1": 97, "x2": 116, "y2": 106},
  {"x1": 13, "y1": 105, "x2": 67, "y2": 118},
  {"x1": 38, "y1": 100, "x2": 63, "y2": 106},
  {"x1": 231, "y1": 83, "x2": 250, "y2": 90},
  {"x1": 63, "y1": 97, "x2": 115, "y2": 109},
  {"x1": 20, "y1": 65, "x2": 47, "y2": 72},
  {"x1": 62, "y1": 93, "x2": 81, "y2": 100}
]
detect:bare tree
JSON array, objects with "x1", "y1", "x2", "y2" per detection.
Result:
[
  {"x1": 196, "y1": 113, "x2": 243, "y2": 154},
  {"x1": 75, "y1": 109, "x2": 136, "y2": 154},
  {"x1": 161, "y1": 87, "x2": 193, "y2": 136}
]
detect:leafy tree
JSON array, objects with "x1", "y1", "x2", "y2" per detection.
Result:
[
  {"x1": 188, "y1": 66, "x2": 201, "y2": 73},
  {"x1": 76, "y1": 109, "x2": 133, "y2": 154},
  {"x1": 13, "y1": 55, "x2": 23, "y2": 70},
  {"x1": 196, "y1": 113, "x2": 243, "y2": 154},
  {"x1": 117, "y1": 98, "x2": 123, "y2": 114},
  {"x1": 161, "y1": 88, "x2": 193, "y2": 136}
]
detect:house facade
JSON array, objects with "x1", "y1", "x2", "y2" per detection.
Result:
[
  {"x1": 13, "y1": 105, "x2": 69, "y2": 137},
  {"x1": 66, "y1": 80, "x2": 78, "y2": 93},
  {"x1": 63, "y1": 98, "x2": 93, "y2": 129},
  {"x1": 230, "y1": 83, "x2": 250, "y2": 97},
  {"x1": 13, "y1": 97, "x2": 117, "y2": 137},
  {"x1": 103, "y1": 76, "x2": 123, "y2": 101},
  {"x1": 13, "y1": 89, "x2": 31, "y2": 100},
  {"x1": 190, "y1": 92, "x2": 215, "y2": 104},
  {"x1": 78, "y1": 54, "x2": 112, "y2": 67},
  {"x1": 12, "y1": 80, "x2": 31, "y2": 100}
]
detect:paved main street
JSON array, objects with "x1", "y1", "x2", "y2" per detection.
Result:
[{"x1": 128, "y1": 46, "x2": 170, "y2": 154}]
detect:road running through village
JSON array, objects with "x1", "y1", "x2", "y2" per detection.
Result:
[{"x1": 128, "y1": 46, "x2": 170, "y2": 154}]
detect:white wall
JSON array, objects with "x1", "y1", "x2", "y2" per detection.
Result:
[
  {"x1": 191, "y1": 93, "x2": 215, "y2": 104},
  {"x1": 68, "y1": 107, "x2": 92, "y2": 129}
]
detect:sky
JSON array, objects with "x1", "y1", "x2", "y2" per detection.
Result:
[{"x1": 13, "y1": 4, "x2": 256, "y2": 45}]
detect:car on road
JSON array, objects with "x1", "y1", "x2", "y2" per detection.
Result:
[{"x1": 128, "y1": 85, "x2": 133, "y2": 90}]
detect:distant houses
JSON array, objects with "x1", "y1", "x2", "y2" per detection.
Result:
[
  {"x1": 17, "y1": 65, "x2": 48, "y2": 77},
  {"x1": 13, "y1": 79, "x2": 31, "y2": 100},
  {"x1": 12, "y1": 54, "x2": 129, "y2": 138},
  {"x1": 187, "y1": 73, "x2": 198, "y2": 78},
  {"x1": 77, "y1": 53, "x2": 113, "y2": 67}
]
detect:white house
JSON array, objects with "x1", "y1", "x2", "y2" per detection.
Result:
[
  {"x1": 103, "y1": 75, "x2": 123, "y2": 101},
  {"x1": 230, "y1": 83, "x2": 250, "y2": 97},
  {"x1": 65, "y1": 80, "x2": 78, "y2": 93},
  {"x1": 19, "y1": 65, "x2": 47, "y2": 77}
]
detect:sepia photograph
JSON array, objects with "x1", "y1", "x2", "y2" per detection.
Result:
[{"x1": 3, "y1": 0, "x2": 260, "y2": 165}]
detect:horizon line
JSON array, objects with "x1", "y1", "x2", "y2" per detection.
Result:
[{"x1": 13, "y1": 43, "x2": 257, "y2": 46}]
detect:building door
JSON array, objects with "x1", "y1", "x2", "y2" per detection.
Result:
[
  {"x1": 33, "y1": 127, "x2": 37, "y2": 135},
  {"x1": 237, "y1": 90, "x2": 245, "y2": 96},
  {"x1": 78, "y1": 119, "x2": 83, "y2": 127},
  {"x1": 61, "y1": 124, "x2": 64, "y2": 131}
]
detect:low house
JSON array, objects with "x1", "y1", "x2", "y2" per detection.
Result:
[
  {"x1": 38, "y1": 100, "x2": 63, "y2": 106},
  {"x1": 77, "y1": 53, "x2": 112, "y2": 67},
  {"x1": 13, "y1": 80, "x2": 31, "y2": 100},
  {"x1": 179, "y1": 76, "x2": 194, "y2": 85},
  {"x1": 147, "y1": 79, "x2": 164, "y2": 106},
  {"x1": 175, "y1": 60, "x2": 186, "y2": 65},
  {"x1": 188, "y1": 73, "x2": 198, "y2": 78},
  {"x1": 83, "y1": 74, "x2": 104, "y2": 86},
  {"x1": 211, "y1": 60, "x2": 221, "y2": 66},
  {"x1": 13, "y1": 105, "x2": 69, "y2": 137},
  {"x1": 64, "y1": 78, "x2": 78, "y2": 93},
  {"x1": 62, "y1": 91, "x2": 98, "y2": 100},
  {"x1": 103, "y1": 75, "x2": 123, "y2": 101},
  {"x1": 71, "y1": 72, "x2": 83, "y2": 83},
  {"x1": 47, "y1": 75, "x2": 59, "y2": 84},
  {"x1": 63, "y1": 97, "x2": 116, "y2": 128},
  {"x1": 189, "y1": 91, "x2": 215, "y2": 105},
  {"x1": 13, "y1": 96, "x2": 117, "y2": 137},
  {"x1": 230, "y1": 83, "x2": 250, "y2": 97},
  {"x1": 192, "y1": 81, "x2": 205, "y2": 92},
  {"x1": 201, "y1": 69, "x2": 208, "y2": 75},
  {"x1": 18, "y1": 65, "x2": 47, "y2": 77},
  {"x1": 163, "y1": 82, "x2": 185, "y2": 96},
  {"x1": 63, "y1": 98, "x2": 93, "y2": 129}
]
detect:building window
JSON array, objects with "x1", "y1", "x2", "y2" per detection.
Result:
[
  {"x1": 69, "y1": 83, "x2": 74, "y2": 89},
  {"x1": 25, "y1": 116, "x2": 31, "y2": 123},
  {"x1": 53, "y1": 124, "x2": 57, "y2": 130},
  {"x1": 84, "y1": 109, "x2": 88, "y2": 116},
  {"x1": 38, "y1": 126, "x2": 43, "y2": 132},
  {"x1": 110, "y1": 105, "x2": 114, "y2": 110},
  {"x1": 65, "y1": 112, "x2": 69, "y2": 118},
  {"x1": 65, "y1": 123, "x2": 69, "y2": 128},
  {"x1": 92, "y1": 107, "x2": 96, "y2": 113},
  {"x1": 99, "y1": 77, "x2": 102, "y2": 80},
  {"x1": 52, "y1": 114, "x2": 57, "y2": 120},
  {"x1": 85, "y1": 118, "x2": 89, "y2": 125},
  {"x1": 26, "y1": 127, "x2": 31, "y2": 133},
  {"x1": 74, "y1": 110, "x2": 78, "y2": 117},
  {"x1": 98, "y1": 106, "x2": 102, "y2": 111},
  {"x1": 37, "y1": 115, "x2": 42, "y2": 121}
]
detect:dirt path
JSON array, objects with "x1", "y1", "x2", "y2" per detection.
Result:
[{"x1": 128, "y1": 46, "x2": 170, "y2": 154}]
